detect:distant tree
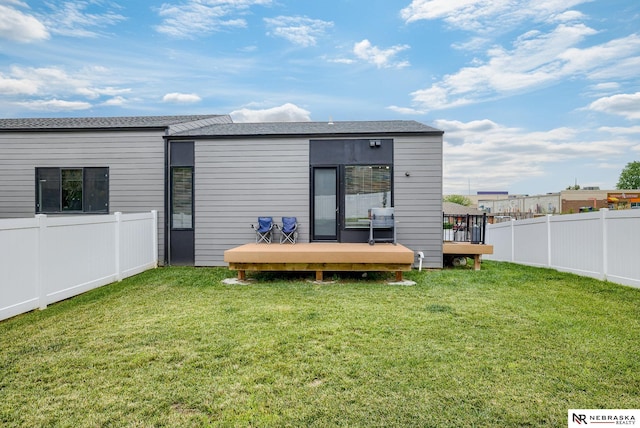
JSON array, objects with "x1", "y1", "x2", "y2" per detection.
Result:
[
  {"x1": 566, "y1": 184, "x2": 580, "y2": 190},
  {"x1": 616, "y1": 161, "x2": 640, "y2": 189},
  {"x1": 443, "y1": 194, "x2": 472, "y2": 206}
]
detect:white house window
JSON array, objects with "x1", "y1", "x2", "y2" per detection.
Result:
[{"x1": 35, "y1": 167, "x2": 109, "y2": 214}]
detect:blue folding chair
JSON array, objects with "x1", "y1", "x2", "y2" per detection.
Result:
[
  {"x1": 277, "y1": 217, "x2": 298, "y2": 244},
  {"x1": 251, "y1": 217, "x2": 274, "y2": 243}
]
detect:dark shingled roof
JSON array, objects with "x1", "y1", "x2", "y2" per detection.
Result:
[
  {"x1": 170, "y1": 120, "x2": 443, "y2": 137},
  {"x1": 0, "y1": 115, "x2": 232, "y2": 131},
  {"x1": 0, "y1": 116, "x2": 442, "y2": 138}
]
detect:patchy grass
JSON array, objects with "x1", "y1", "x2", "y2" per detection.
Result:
[{"x1": 1, "y1": 262, "x2": 639, "y2": 427}]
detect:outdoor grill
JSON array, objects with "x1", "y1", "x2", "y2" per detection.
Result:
[{"x1": 368, "y1": 207, "x2": 396, "y2": 245}]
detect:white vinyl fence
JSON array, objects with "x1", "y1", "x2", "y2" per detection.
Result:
[
  {"x1": 485, "y1": 208, "x2": 640, "y2": 288},
  {"x1": 1, "y1": 211, "x2": 158, "y2": 322}
]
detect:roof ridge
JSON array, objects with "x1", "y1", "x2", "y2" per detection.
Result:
[
  {"x1": 171, "y1": 119, "x2": 442, "y2": 137},
  {"x1": 167, "y1": 115, "x2": 232, "y2": 135}
]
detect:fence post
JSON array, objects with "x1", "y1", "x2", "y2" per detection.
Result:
[
  {"x1": 546, "y1": 214, "x2": 552, "y2": 268},
  {"x1": 151, "y1": 210, "x2": 158, "y2": 268},
  {"x1": 601, "y1": 208, "x2": 609, "y2": 282},
  {"x1": 35, "y1": 214, "x2": 47, "y2": 310},
  {"x1": 115, "y1": 212, "x2": 122, "y2": 281},
  {"x1": 510, "y1": 218, "x2": 515, "y2": 262}
]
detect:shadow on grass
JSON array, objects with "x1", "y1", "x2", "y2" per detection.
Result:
[{"x1": 248, "y1": 270, "x2": 396, "y2": 283}]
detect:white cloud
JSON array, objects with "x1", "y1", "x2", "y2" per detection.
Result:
[
  {"x1": 0, "y1": 65, "x2": 134, "y2": 112},
  {"x1": 588, "y1": 82, "x2": 621, "y2": 92},
  {"x1": 264, "y1": 16, "x2": 333, "y2": 47},
  {"x1": 77, "y1": 86, "x2": 132, "y2": 100},
  {"x1": 550, "y1": 10, "x2": 585, "y2": 23},
  {"x1": 17, "y1": 99, "x2": 92, "y2": 111},
  {"x1": 400, "y1": 0, "x2": 591, "y2": 32},
  {"x1": 0, "y1": 4, "x2": 49, "y2": 42},
  {"x1": 155, "y1": 0, "x2": 272, "y2": 39},
  {"x1": 38, "y1": 1, "x2": 126, "y2": 38},
  {"x1": 230, "y1": 102, "x2": 311, "y2": 122},
  {"x1": 327, "y1": 58, "x2": 356, "y2": 65},
  {"x1": 559, "y1": 34, "x2": 640, "y2": 75},
  {"x1": 598, "y1": 126, "x2": 640, "y2": 136},
  {"x1": 162, "y1": 92, "x2": 202, "y2": 103},
  {"x1": 400, "y1": 0, "x2": 480, "y2": 24},
  {"x1": 435, "y1": 118, "x2": 633, "y2": 194},
  {"x1": 8, "y1": 65, "x2": 93, "y2": 96},
  {"x1": 588, "y1": 93, "x2": 640, "y2": 120},
  {"x1": 102, "y1": 96, "x2": 128, "y2": 106},
  {"x1": 452, "y1": 37, "x2": 490, "y2": 52},
  {"x1": 353, "y1": 39, "x2": 410, "y2": 69},
  {"x1": 598, "y1": 126, "x2": 640, "y2": 135},
  {"x1": 406, "y1": 26, "x2": 640, "y2": 112},
  {"x1": 0, "y1": 73, "x2": 39, "y2": 95},
  {"x1": 386, "y1": 105, "x2": 425, "y2": 115},
  {"x1": 594, "y1": 60, "x2": 640, "y2": 85}
]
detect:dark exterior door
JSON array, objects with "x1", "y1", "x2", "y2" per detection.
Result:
[{"x1": 168, "y1": 142, "x2": 194, "y2": 265}]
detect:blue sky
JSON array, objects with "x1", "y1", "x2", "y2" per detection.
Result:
[{"x1": 1, "y1": 0, "x2": 639, "y2": 195}]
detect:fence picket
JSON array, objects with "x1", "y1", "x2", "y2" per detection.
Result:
[
  {"x1": 486, "y1": 208, "x2": 640, "y2": 288},
  {"x1": 1, "y1": 211, "x2": 158, "y2": 321}
]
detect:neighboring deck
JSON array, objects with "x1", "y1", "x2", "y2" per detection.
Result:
[
  {"x1": 224, "y1": 243, "x2": 415, "y2": 281},
  {"x1": 443, "y1": 242, "x2": 494, "y2": 270}
]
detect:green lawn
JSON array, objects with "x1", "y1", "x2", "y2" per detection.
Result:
[{"x1": 1, "y1": 262, "x2": 639, "y2": 427}]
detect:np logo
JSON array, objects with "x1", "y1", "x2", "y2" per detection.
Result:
[{"x1": 573, "y1": 413, "x2": 588, "y2": 424}]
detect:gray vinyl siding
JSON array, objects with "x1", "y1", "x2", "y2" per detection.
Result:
[
  {"x1": 1, "y1": 119, "x2": 443, "y2": 269},
  {"x1": 393, "y1": 135, "x2": 443, "y2": 268},
  {"x1": 194, "y1": 134, "x2": 443, "y2": 267},
  {"x1": 0, "y1": 130, "x2": 166, "y2": 262},
  {"x1": 194, "y1": 138, "x2": 310, "y2": 266}
]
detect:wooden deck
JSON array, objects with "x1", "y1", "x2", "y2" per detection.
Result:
[
  {"x1": 224, "y1": 242, "x2": 415, "y2": 281},
  {"x1": 443, "y1": 242, "x2": 494, "y2": 271}
]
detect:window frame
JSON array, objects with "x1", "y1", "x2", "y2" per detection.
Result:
[
  {"x1": 170, "y1": 166, "x2": 194, "y2": 230},
  {"x1": 343, "y1": 164, "x2": 393, "y2": 229},
  {"x1": 35, "y1": 167, "x2": 109, "y2": 214}
]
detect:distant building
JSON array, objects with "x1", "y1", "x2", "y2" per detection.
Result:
[
  {"x1": 479, "y1": 189, "x2": 640, "y2": 215},
  {"x1": 444, "y1": 191, "x2": 512, "y2": 209}
]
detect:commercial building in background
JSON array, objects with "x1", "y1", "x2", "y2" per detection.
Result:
[{"x1": 478, "y1": 188, "x2": 640, "y2": 215}]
